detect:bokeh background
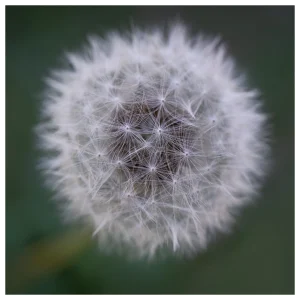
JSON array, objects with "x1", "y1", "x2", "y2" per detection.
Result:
[{"x1": 6, "y1": 6, "x2": 294, "y2": 294}]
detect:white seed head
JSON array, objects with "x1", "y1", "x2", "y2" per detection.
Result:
[{"x1": 37, "y1": 24, "x2": 269, "y2": 258}]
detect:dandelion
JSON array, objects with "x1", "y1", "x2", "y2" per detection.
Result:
[{"x1": 36, "y1": 24, "x2": 268, "y2": 258}]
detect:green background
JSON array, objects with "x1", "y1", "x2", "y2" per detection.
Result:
[{"x1": 6, "y1": 6, "x2": 294, "y2": 294}]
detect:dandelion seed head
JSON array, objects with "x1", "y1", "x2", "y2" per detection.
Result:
[{"x1": 37, "y1": 24, "x2": 269, "y2": 258}]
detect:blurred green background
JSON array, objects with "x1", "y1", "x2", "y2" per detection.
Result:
[{"x1": 6, "y1": 6, "x2": 294, "y2": 294}]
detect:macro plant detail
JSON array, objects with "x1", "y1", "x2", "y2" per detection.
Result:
[{"x1": 37, "y1": 24, "x2": 268, "y2": 258}]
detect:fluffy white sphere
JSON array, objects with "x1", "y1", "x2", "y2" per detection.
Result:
[{"x1": 37, "y1": 24, "x2": 268, "y2": 258}]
